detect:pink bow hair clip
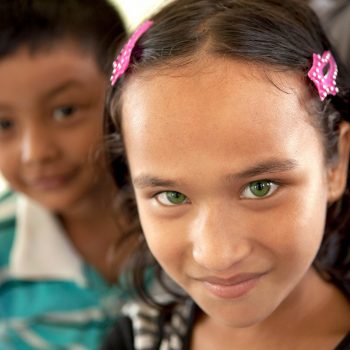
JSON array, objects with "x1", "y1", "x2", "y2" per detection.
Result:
[
  {"x1": 110, "y1": 20, "x2": 153, "y2": 86},
  {"x1": 308, "y1": 50, "x2": 339, "y2": 101}
]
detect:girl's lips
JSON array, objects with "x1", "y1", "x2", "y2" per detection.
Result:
[{"x1": 198, "y1": 272, "x2": 267, "y2": 299}]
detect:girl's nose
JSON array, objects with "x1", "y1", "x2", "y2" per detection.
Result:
[
  {"x1": 21, "y1": 125, "x2": 59, "y2": 165},
  {"x1": 191, "y1": 206, "x2": 253, "y2": 272}
]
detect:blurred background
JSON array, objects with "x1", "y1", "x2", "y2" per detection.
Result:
[
  {"x1": 0, "y1": 0, "x2": 168, "y2": 194},
  {"x1": 112, "y1": 0, "x2": 170, "y2": 29}
]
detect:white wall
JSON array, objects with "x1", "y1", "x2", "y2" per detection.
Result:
[
  {"x1": 0, "y1": 177, "x2": 6, "y2": 193},
  {"x1": 111, "y1": 0, "x2": 170, "y2": 29}
]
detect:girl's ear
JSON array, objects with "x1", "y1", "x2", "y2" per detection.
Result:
[{"x1": 327, "y1": 121, "x2": 350, "y2": 203}]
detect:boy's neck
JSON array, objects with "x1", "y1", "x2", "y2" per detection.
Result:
[
  {"x1": 58, "y1": 174, "x2": 116, "y2": 222},
  {"x1": 56, "y1": 176, "x2": 127, "y2": 283}
]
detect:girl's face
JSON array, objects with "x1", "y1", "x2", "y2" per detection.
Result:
[
  {"x1": 0, "y1": 42, "x2": 108, "y2": 212},
  {"x1": 122, "y1": 57, "x2": 347, "y2": 327}
]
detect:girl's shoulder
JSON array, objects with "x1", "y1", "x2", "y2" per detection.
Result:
[{"x1": 102, "y1": 297, "x2": 196, "y2": 350}]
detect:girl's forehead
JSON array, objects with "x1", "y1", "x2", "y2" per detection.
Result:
[
  {"x1": 122, "y1": 56, "x2": 310, "y2": 126},
  {"x1": 125, "y1": 55, "x2": 306, "y2": 96},
  {"x1": 121, "y1": 57, "x2": 321, "y2": 164}
]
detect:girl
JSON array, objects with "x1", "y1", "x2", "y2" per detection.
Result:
[
  {"x1": 0, "y1": 1, "x2": 132, "y2": 349},
  {"x1": 104, "y1": 0, "x2": 350, "y2": 349}
]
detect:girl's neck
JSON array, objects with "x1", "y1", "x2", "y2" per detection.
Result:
[{"x1": 192, "y1": 268, "x2": 350, "y2": 350}]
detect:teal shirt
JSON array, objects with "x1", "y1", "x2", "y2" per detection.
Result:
[{"x1": 0, "y1": 191, "x2": 130, "y2": 350}]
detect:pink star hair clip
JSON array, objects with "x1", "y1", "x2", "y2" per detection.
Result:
[
  {"x1": 110, "y1": 20, "x2": 153, "y2": 86},
  {"x1": 307, "y1": 50, "x2": 339, "y2": 101}
]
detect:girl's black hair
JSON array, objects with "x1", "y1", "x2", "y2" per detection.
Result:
[
  {"x1": 107, "y1": 0, "x2": 350, "y2": 307},
  {"x1": 0, "y1": 0, "x2": 126, "y2": 75}
]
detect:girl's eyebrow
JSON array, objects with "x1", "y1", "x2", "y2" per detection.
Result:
[
  {"x1": 133, "y1": 175, "x2": 178, "y2": 189},
  {"x1": 227, "y1": 158, "x2": 299, "y2": 180},
  {"x1": 133, "y1": 159, "x2": 299, "y2": 189}
]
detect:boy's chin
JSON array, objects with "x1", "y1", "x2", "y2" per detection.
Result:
[
  {"x1": 20, "y1": 188, "x2": 89, "y2": 215},
  {"x1": 33, "y1": 195, "x2": 77, "y2": 214}
]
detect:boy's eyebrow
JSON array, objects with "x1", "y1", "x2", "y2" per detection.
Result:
[
  {"x1": 0, "y1": 104, "x2": 12, "y2": 111},
  {"x1": 133, "y1": 159, "x2": 299, "y2": 189},
  {"x1": 44, "y1": 81, "x2": 83, "y2": 99},
  {"x1": 0, "y1": 82, "x2": 82, "y2": 109}
]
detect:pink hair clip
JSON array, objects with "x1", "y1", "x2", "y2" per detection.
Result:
[
  {"x1": 110, "y1": 20, "x2": 153, "y2": 86},
  {"x1": 307, "y1": 50, "x2": 339, "y2": 101}
]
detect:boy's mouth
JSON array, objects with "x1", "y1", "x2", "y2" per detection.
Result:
[{"x1": 25, "y1": 170, "x2": 78, "y2": 191}]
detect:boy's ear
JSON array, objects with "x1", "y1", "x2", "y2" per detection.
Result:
[{"x1": 327, "y1": 121, "x2": 350, "y2": 203}]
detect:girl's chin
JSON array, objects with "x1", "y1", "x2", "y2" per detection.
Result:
[{"x1": 195, "y1": 296, "x2": 280, "y2": 329}]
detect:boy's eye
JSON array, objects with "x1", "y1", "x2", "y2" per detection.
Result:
[
  {"x1": 241, "y1": 180, "x2": 278, "y2": 199},
  {"x1": 53, "y1": 106, "x2": 77, "y2": 121},
  {"x1": 0, "y1": 119, "x2": 14, "y2": 132},
  {"x1": 155, "y1": 191, "x2": 189, "y2": 206}
]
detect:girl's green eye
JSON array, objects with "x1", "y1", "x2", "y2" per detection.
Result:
[
  {"x1": 241, "y1": 180, "x2": 278, "y2": 199},
  {"x1": 156, "y1": 191, "x2": 189, "y2": 206},
  {"x1": 53, "y1": 106, "x2": 77, "y2": 121}
]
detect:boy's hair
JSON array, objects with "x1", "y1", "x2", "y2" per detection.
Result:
[
  {"x1": 0, "y1": 0, "x2": 126, "y2": 75},
  {"x1": 107, "y1": 0, "x2": 350, "y2": 306}
]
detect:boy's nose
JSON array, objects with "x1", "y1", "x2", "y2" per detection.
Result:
[
  {"x1": 21, "y1": 126, "x2": 59, "y2": 164},
  {"x1": 191, "y1": 206, "x2": 253, "y2": 272}
]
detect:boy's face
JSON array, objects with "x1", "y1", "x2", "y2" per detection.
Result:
[
  {"x1": 0, "y1": 43, "x2": 108, "y2": 212},
  {"x1": 122, "y1": 57, "x2": 349, "y2": 328}
]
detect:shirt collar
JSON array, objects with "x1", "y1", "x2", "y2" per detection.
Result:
[{"x1": 9, "y1": 194, "x2": 86, "y2": 286}]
